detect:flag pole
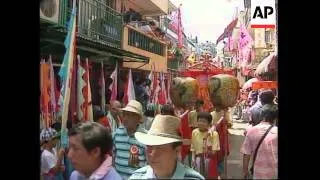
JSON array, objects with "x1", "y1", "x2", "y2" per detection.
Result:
[
  {"x1": 223, "y1": 110, "x2": 228, "y2": 179},
  {"x1": 59, "y1": 0, "x2": 77, "y2": 148}
]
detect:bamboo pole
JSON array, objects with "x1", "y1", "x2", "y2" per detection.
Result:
[{"x1": 224, "y1": 109, "x2": 228, "y2": 179}]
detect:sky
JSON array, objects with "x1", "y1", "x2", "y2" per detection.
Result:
[{"x1": 170, "y1": 0, "x2": 245, "y2": 43}]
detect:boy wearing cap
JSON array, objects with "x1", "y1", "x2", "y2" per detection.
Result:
[
  {"x1": 113, "y1": 100, "x2": 147, "y2": 180},
  {"x1": 129, "y1": 115, "x2": 205, "y2": 180},
  {"x1": 40, "y1": 128, "x2": 65, "y2": 180}
]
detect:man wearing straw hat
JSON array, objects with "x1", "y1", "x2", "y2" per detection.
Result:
[
  {"x1": 113, "y1": 100, "x2": 147, "y2": 180},
  {"x1": 129, "y1": 115, "x2": 205, "y2": 179}
]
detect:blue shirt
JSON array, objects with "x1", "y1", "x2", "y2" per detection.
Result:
[
  {"x1": 113, "y1": 125, "x2": 147, "y2": 180},
  {"x1": 128, "y1": 161, "x2": 205, "y2": 179},
  {"x1": 69, "y1": 168, "x2": 122, "y2": 180}
]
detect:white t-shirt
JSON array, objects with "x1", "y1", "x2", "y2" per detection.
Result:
[{"x1": 41, "y1": 149, "x2": 57, "y2": 174}]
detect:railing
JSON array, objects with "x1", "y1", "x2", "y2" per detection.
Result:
[
  {"x1": 58, "y1": 0, "x2": 68, "y2": 27},
  {"x1": 167, "y1": 60, "x2": 179, "y2": 69},
  {"x1": 127, "y1": 27, "x2": 165, "y2": 56},
  {"x1": 77, "y1": 0, "x2": 123, "y2": 48}
]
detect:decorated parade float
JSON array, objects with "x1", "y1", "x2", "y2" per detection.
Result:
[
  {"x1": 170, "y1": 67, "x2": 240, "y2": 179},
  {"x1": 180, "y1": 53, "x2": 236, "y2": 112}
]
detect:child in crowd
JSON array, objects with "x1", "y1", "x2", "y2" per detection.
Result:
[
  {"x1": 191, "y1": 112, "x2": 220, "y2": 178},
  {"x1": 40, "y1": 128, "x2": 65, "y2": 180}
]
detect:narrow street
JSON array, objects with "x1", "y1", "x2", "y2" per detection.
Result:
[
  {"x1": 226, "y1": 117, "x2": 248, "y2": 179},
  {"x1": 40, "y1": 0, "x2": 278, "y2": 179}
]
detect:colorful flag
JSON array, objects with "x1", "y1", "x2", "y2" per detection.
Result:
[
  {"x1": 168, "y1": 4, "x2": 183, "y2": 48},
  {"x1": 177, "y1": 5, "x2": 184, "y2": 49},
  {"x1": 166, "y1": 73, "x2": 172, "y2": 104},
  {"x1": 152, "y1": 72, "x2": 159, "y2": 104},
  {"x1": 158, "y1": 72, "x2": 167, "y2": 105},
  {"x1": 148, "y1": 63, "x2": 155, "y2": 104},
  {"x1": 40, "y1": 60, "x2": 51, "y2": 128},
  {"x1": 48, "y1": 56, "x2": 57, "y2": 113},
  {"x1": 40, "y1": 59, "x2": 45, "y2": 114},
  {"x1": 226, "y1": 32, "x2": 234, "y2": 51},
  {"x1": 77, "y1": 55, "x2": 85, "y2": 121},
  {"x1": 239, "y1": 23, "x2": 253, "y2": 49},
  {"x1": 70, "y1": 51, "x2": 78, "y2": 123},
  {"x1": 100, "y1": 63, "x2": 106, "y2": 114},
  {"x1": 127, "y1": 69, "x2": 136, "y2": 102},
  {"x1": 109, "y1": 62, "x2": 118, "y2": 101},
  {"x1": 58, "y1": 0, "x2": 77, "y2": 131},
  {"x1": 168, "y1": 9, "x2": 179, "y2": 33},
  {"x1": 123, "y1": 69, "x2": 136, "y2": 105},
  {"x1": 84, "y1": 58, "x2": 94, "y2": 121}
]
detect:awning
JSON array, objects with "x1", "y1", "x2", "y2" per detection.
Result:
[
  {"x1": 129, "y1": 0, "x2": 168, "y2": 16},
  {"x1": 40, "y1": 30, "x2": 149, "y2": 63},
  {"x1": 242, "y1": 78, "x2": 259, "y2": 90},
  {"x1": 254, "y1": 52, "x2": 277, "y2": 76}
]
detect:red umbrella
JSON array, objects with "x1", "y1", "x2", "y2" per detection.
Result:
[{"x1": 242, "y1": 78, "x2": 259, "y2": 90}]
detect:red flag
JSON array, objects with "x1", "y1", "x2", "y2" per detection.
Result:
[
  {"x1": 215, "y1": 117, "x2": 230, "y2": 163},
  {"x1": 177, "y1": 5, "x2": 184, "y2": 49},
  {"x1": 158, "y1": 72, "x2": 167, "y2": 105},
  {"x1": 168, "y1": 9, "x2": 179, "y2": 33},
  {"x1": 122, "y1": 79, "x2": 128, "y2": 105},
  {"x1": 179, "y1": 111, "x2": 192, "y2": 161},
  {"x1": 40, "y1": 61, "x2": 51, "y2": 128},
  {"x1": 100, "y1": 63, "x2": 106, "y2": 113},
  {"x1": 152, "y1": 72, "x2": 159, "y2": 104},
  {"x1": 48, "y1": 56, "x2": 57, "y2": 114},
  {"x1": 109, "y1": 63, "x2": 118, "y2": 101}
]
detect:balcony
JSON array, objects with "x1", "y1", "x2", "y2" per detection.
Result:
[
  {"x1": 77, "y1": 0, "x2": 123, "y2": 48},
  {"x1": 40, "y1": 0, "x2": 150, "y2": 63},
  {"x1": 122, "y1": 25, "x2": 167, "y2": 72}
]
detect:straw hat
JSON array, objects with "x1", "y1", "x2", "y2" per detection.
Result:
[
  {"x1": 135, "y1": 115, "x2": 182, "y2": 146},
  {"x1": 121, "y1": 100, "x2": 143, "y2": 122}
]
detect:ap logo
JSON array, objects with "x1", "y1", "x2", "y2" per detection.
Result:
[{"x1": 251, "y1": 0, "x2": 276, "y2": 28}]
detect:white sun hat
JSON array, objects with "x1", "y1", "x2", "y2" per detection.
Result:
[
  {"x1": 135, "y1": 115, "x2": 182, "y2": 146},
  {"x1": 121, "y1": 100, "x2": 144, "y2": 123}
]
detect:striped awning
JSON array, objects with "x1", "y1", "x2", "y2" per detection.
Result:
[{"x1": 254, "y1": 52, "x2": 277, "y2": 76}]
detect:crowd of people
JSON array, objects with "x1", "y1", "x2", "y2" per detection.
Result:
[
  {"x1": 124, "y1": 9, "x2": 166, "y2": 42},
  {"x1": 40, "y1": 89, "x2": 278, "y2": 180}
]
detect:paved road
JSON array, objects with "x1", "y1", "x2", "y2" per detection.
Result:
[{"x1": 225, "y1": 118, "x2": 248, "y2": 179}]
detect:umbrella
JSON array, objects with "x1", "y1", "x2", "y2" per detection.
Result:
[
  {"x1": 242, "y1": 78, "x2": 259, "y2": 90},
  {"x1": 254, "y1": 52, "x2": 277, "y2": 76}
]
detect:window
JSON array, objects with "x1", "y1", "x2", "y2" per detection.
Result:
[{"x1": 265, "y1": 30, "x2": 272, "y2": 43}]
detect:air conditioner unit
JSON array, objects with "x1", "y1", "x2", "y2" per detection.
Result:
[{"x1": 40, "y1": 0, "x2": 60, "y2": 24}]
